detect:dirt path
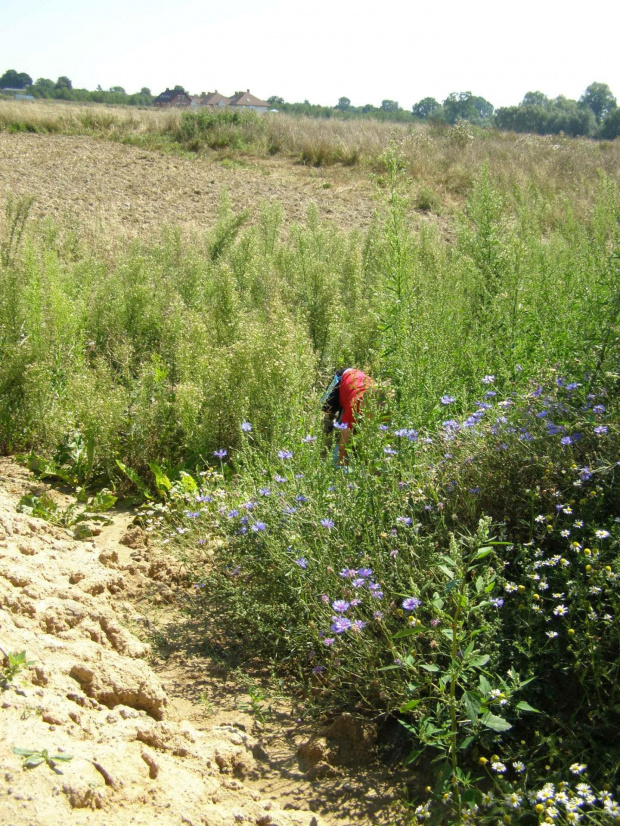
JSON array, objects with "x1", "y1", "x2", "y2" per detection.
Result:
[
  {"x1": 0, "y1": 132, "x2": 377, "y2": 241},
  {"x1": 0, "y1": 459, "x2": 406, "y2": 825}
]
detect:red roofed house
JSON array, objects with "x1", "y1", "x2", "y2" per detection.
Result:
[
  {"x1": 228, "y1": 90, "x2": 269, "y2": 113},
  {"x1": 201, "y1": 91, "x2": 231, "y2": 108}
]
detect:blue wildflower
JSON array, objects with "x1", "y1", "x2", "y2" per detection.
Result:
[{"x1": 402, "y1": 597, "x2": 421, "y2": 611}]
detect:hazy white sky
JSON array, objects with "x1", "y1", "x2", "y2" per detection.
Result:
[{"x1": 2, "y1": 0, "x2": 619, "y2": 109}]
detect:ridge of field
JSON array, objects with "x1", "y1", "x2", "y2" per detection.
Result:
[{"x1": 2, "y1": 100, "x2": 620, "y2": 227}]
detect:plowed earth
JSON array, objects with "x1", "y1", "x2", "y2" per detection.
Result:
[{"x1": 0, "y1": 132, "x2": 377, "y2": 240}]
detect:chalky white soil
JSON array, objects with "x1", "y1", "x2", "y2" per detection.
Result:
[{"x1": 0, "y1": 459, "x2": 328, "y2": 826}]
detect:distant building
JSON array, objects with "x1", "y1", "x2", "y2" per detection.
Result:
[
  {"x1": 152, "y1": 89, "x2": 192, "y2": 108},
  {"x1": 152, "y1": 87, "x2": 269, "y2": 112},
  {"x1": 14, "y1": 94, "x2": 34, "y2": 101},
  {"x1": 228, "y1": 90, "x2": 269, "y2": 113},
  {"x1": 201, "y1": 91, "x2": 231, "y2": 108}
]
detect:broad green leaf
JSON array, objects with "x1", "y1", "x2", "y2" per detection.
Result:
[
  {"x1": 469, "y1": 654, "x2": 490, "y2": 669},
  {"x1": 400, "y1": 699, "x2": 422, "y2": 712},
  {"x1": 116, "y1": 461, "x2": 152, "y2": 500},
  {"x1": 405, "y1": 748, "x2": 424, "y2": 765},
  {"x1": 50, "y1": 754, "x2": 73, "y2": 762},
  {"x1": 149, "y1": 462, "x2": 172, "y2": 494},
  {"x1": 475, "y1": 576, "x2": 484, "y2": 594},
  {"x1": 516, "y1": 701, "x2": 540, "y2": 713},
  {"x1": 445, "y1": 579, "x2": 461, "y2": 594},
  {"x1": 475, "y1": 547, "x2": 493, "y2": 560},
  {"x1": 419, "y1": 663, "x2": 440, "y2": 672},
  {"x1": 481, "y1": 712, "x2": 512, "y2": 732},
  {"x1": 463, "y1": 690, "x2": 482, "y2": 721},
  {"x1": 459, "y1": 736, "x2": 475, "y2": 751},
  {"x1": 24, "y1": 756, "x2": 45, "y2": 768},
  {"x1": 12, "y1": 747, "x2": 36, "y2": 756},
  {"x1": 479, "y1": 674, "x2": 491, "y2": 694},
  {"x1": 437, "y1": 564, "x2": 455, "y2": 579}
]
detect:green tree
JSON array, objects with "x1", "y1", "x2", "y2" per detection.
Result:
[
  {"x1": 598, "y1": 107, "x2": 620, "y2": 139},
  {"x1": 381, "y1": 99, "x2": 399, "y2": 112},
  {"x1": 521, "y1": 91, "x2": 549, "y2": 108},
  {"x1": 0, "y1": 69, "x2": 32, "y2": 89},
  {"x1": 109, "y1": 86, "x2": 126, "y2": 94},
  {"x1": 32, "y1": 78, "x2": 55, "y2": 97},
  {"x1": 412, "y1": 97, "x2": 441, "y2": 119},
  {"x1": 580, "y1": 82, "x2": 617, "y2": 123},
  {"x1": 267, "y1": 96, "x2": 284, "y2": 106},
  {"x1": 336, "y1": 96, "x2": 351, "y2": 111},
  {"x1": 443, "y1": 92, "x2": 494, "y2": 125},
  {"x1": 56, "y1": 76, "x2": 72, "y2": 90},
  {"x1": 140, "y1": 87, "x2": 151, "y2": 97}
]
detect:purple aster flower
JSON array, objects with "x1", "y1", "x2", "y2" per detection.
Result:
[
  {"x1": 484, "y1": 390, "x2": 497, "y2": 398},
  {"x1": 295, "y1": 494, "x2": 308, "y2": 503},
  {"x1": 402, "y1": 597, "x2": 421, "y2": 611},
  {"x1": 295, "y1": 557, "x2": 308, "y2": 569},
  {"x1": 397, "y1": 516, "x2": 412, "y2": 526},
  {"x1": 384, "y1": 447, "x2": 398, "y2": 456},
  {"x1": 594, "y1": 425, "x2": 608, "y2": 435},
  {"x1": 339, "y1": 567, "x2": 356, "y2": 579},
  {"x1": 351, "y1": 620, "x2": 366, "y2": 632},
  {"x1": 357, "y1": 568, "x2": 373, "y2": 578},
  {"x1": 374, "y1": 610, "x2": 383, "y2": 620},
  {"x1": 532, "y1": 385, "x2": 543, "y2": 397},
  {"x1": 430, "y1": 618, "x2": 440, "y2": 627},
  {"x1": 321, "y1": 518, "x2": 335, "y2": 529},
  {"x1": 537, "y1": 410, "x2": 548, "y2": 418},
  {"x1": 227, "y1": 509, "x2": 239, "y2": 519},
  {"x1": 593, "y1": 404, "x2": 605, "y2": 414},
  {"x1": 350, "y1": 598, "x2": 362, "y2": 606},
  {"x1": 579, "y1": 467, "x2": 592, "y2": 481},
  {"x1": 214, "y1": 449, "x2": 227, "y2": 459},
  {"x1": 352, "y1": 578, "x2": 365, "y2": 588},
  {"x1": 258, "y1": 488, "x2": 271, "y2": 496},
  {"x1": 283, "y1": 505, "x2": 297, "y2": 515},
  {"x1": 323, "y1": 637, "x2": 335, "y2": 646},
  {"x1": 301, "y1": 434, "x2": 317, "y2": 443},
  {"x1": 185, "y1": 511, "x2": 201, "y2": 518},
  {"x1": 491, "y1": 598, "x2": 505, "y2": 608},
  {"x1": 566, "y1": 382, "x2": 579, "y2": 391},
  {"x1": 278, "y1": 449, "x2": 293, "y2": 460},
  {"x1": 561, "y1": 436, "x2": 573, "y2": 446},
  {"x1": 441, "y1": 395, "x2": 456, "y2": 405},
  {"x1": 312, "y1": 665, "x2": 325, "y2": 674},
  {"x1": 332, "y1": 600, "x2": 350, "y2": 613},
  {"x1": 195, "y1": 495, "x2": 212, "y2": 503},
  {"x1": 251, "y1": 521, "x2": 266, "y2": 532},
  {"x1": 482, "y1": 375, "x2": 495, "y2": 384},
  {"x1": 370, "y1": 590, "x2": 384, "y2": 599},
  {"x1": 469, "y1": 487, "x2": 481, "y2": 494},
  {"x1": 274, "y1": 475, "x2": 287, "y2": 483},
  {"x1": 407, "y1": 430, "x2": 419, "y2": 442},
  {"x1": 321, "y1": 594, "x2": 330, "y2": 604},
  {"x1": 378, "y1": 424, "x2": 389, "y2": 431},
  {"x1": 394, "y1": 429, "x2": 409, "y2": 438},
  {"x1": 331, "y1": 617, "x2": 352, "y2": 634},
  {"x1": 333, "y1": 421, "x2": 349, "y2": 430},
  {"x1": 241, "y1": 421, "x2": 252, "y2": 432}
]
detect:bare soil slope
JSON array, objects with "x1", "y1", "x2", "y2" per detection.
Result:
[{"x1": 0, "y1": 459, "x2": 328, "y2": 826}]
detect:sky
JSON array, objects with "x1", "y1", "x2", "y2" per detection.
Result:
[{"x1": 2, "y1": 0, "x2": 620, "y2": 109}]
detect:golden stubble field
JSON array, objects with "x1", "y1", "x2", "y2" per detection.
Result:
[{"x1": 0, "y1": 130, "x2": 378, "y2": 242}]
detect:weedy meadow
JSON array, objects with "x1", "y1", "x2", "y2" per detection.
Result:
[{"x1": 0, "y1": 140, "x2": 618, "y2": 822}]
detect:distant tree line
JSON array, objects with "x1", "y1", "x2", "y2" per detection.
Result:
[
  {"x1": 2, "y1": 68, "x2": 619, "y2": 140},
  {"x1": 0, "y1": 69, "x2": 154, "y2": 106},
  {"x1": 270, "y1": 83, "x2": 619, "y2": 140}
]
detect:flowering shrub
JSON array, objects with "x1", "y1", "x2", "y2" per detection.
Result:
[{"x1": 162, "y1": 369, "x2": 619, "y2": 820}]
